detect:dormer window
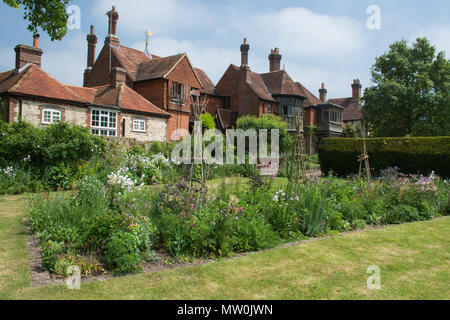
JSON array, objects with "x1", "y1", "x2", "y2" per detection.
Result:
[{"x1": 42, "y1": 109, "x2": 61, "y2": 124}]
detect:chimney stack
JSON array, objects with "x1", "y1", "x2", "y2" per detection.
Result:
[
  {"x1": 84, "y1": 26, "x2": 98, "y2": 86},
  {"x1": 319, "y1": 83, "x2": 327, "y2": 103},
  {"x1": 240, "y1": 38, "x2": 250, "y2": 69},
  {"x1": 352, "y1": 79, "x2": 362, "y2": 102},
  {"x1": 110, "y1": 67, "x2": 127, "y2": 88},
  {"x1": 14, "y1": 34, "x2": 43, "y2": 69},
  {"x1": 87, "y1": 25, "x2": 98, "y2": 68},
  {"x1": 105, "y1": 6, "x2": 120, "y2": 47},
  {"x1": 269, "y1": 48, "x2": 282, "y2": 72}
]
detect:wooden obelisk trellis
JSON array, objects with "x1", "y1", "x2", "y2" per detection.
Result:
[
  {"x1": 185, "y1": 94, "x2": 209, "y2": 205},
  {"x1": 358, "y1": 124, "x2": 372, "y2": 183},
  {"x1": 286, "y1": 108, "x2": 307, "y2": 199}
]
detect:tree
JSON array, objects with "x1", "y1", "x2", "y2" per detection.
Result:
[
  {"x1": 363, "y1": 37, "x2": 450, "y2": 137},
  {"x1": 3, "y1": 0, "x2": 71, "y2": 41}
]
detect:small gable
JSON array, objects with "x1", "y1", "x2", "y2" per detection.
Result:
[{"x1": 165, "y1": 55, "x2": 202, "y2": 89}]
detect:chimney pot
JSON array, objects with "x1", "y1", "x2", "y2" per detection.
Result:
[
  {"x1": 269, "y1": 47, "x2": 282, "y2": 72},
  {"x1": 319, "y1": 83, "x2": 328, "y2": 103},
  {"x1": 240, "y1": 38, "x2": 250, "y2": 68},
  {"x1": 33, "y1": 34, "x2": 40, "y2": 48},
  {"x1": 352, "y1": 79, "x2": 362, "y2": 102}
]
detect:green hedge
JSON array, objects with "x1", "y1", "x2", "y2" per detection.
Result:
[{"x1": 318, "y1": 137, "x2": 450, "y2": 178}]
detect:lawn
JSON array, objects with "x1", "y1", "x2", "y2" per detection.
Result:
[{"x1": 0, "y1": 193, "x2": 449, "y2": 300}]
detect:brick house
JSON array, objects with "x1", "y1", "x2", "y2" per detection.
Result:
[
  {"x1": 0, "y1": 34, "x2": 170, "y2": 143},
  {"x1": 216, "y1": 39, "x2": 305, "y2": 131},
  {"x1": 327, "y1": 79, "x2": 364, "y2": 125},
  {"x1": 83, "y1": 6, "x2": 213, "y2": 140}
]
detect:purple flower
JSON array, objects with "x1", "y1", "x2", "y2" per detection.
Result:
[{"x1": 235, "y1": 216, "x2": 239, "y2": 220}]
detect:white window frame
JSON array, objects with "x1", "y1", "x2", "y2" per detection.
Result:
[
  {"x1": 42, "y1": 109, "x2": 61, "y2": 125},
  {"x1": 133, "y1": 119, "x2": 146, "y2": 133},
  {"x1": 90, "y1": 108, "x2": 118, "y2": 137}
]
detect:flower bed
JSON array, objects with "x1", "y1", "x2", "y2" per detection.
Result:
[{"x1": 27, "y1": 168, "x2": 450, "y2": 277}]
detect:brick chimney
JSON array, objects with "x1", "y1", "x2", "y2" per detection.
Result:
[
  {"x1": 352, "y1": 79, "x2": 362, "y2": 102},
  {"x1": 319, "y1": 83, "x2": 327, "y2": 103},
  {"x1": 84, "y1": 26, "x2": 98, "y2": 86},
  {"x1": 110, "y1": 67, "x2": 127, "y2": 88},
  {"x1": 269, "y1": 48, "x2": 282, "y2": 72},
  {"x1": 240, "y1": 38, "x2": 250, "y2": 69},
  {"x1": 87, "y1": 25, "x2": 97, "y2": 68},
  {"x1": 105, "y1": 6, "x2": 120, "y2": 47},
  {"x1": 15, "y1": 34, "x2": 43, "y2": 69}
]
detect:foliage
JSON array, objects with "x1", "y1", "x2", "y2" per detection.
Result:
[
  {"x1": 3, "y1": 0, "x2": 71, "y2": 41},
  {"x1": 319, "y1": 137, "x2": 450, "y2": 178},
  {"x1": 363, "y1": 37, "x2": 450, "y2": 137},
  {"x1": 343, "y1": 122, "x2": 362, "y2": 138},
  {"x1": 236, "y1": 114, "x2": 292, "y2": 152},
  {"x1": 200, "y1": 113, "x2": 216, "y2": 130}
]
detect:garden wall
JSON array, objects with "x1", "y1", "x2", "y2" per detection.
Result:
[{"x1": 319, "y1": 137, "x2": 450, "y2": 178}]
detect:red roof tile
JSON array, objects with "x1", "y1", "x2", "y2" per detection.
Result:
[
  {"x1": 327, "y1": 97, "x2": 363, "y2": 121},
  {"x1": 295, "y1": 82, "x2": 321, "y2": 107},
  {"x1": 0, "y1": 65, "x2": 86, "y2": 103},
  {"x1": 260, "y1": 70, "x2": 304, "y2": 97},
  {"x1": 92, "y1": 83, "x2": 170, "y2": 118},
  {"x1": 195, "y1": 68, "x2": 220, "y2": 96},
  {"x1": 112, "y1": 45, "x2": 153, "y2": 81},
  {"x1": 135, "y1": 53, "x2": 185, "y2": 81}
]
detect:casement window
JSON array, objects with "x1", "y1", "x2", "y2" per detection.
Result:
[
  {"x1": 172, "y1": 82, "x2": 185, "y2": 102},
  {"x1": 330, "y1": 110, "x2": 343, "y2": 123},
  {"x1": 42, "y1": 109, "x2": 61, "y2": 124},
  {"x1": 91, "y1": 109, "x2": 117, "y2": 137},
  {"x1": 267, "y1": 104, "x2": 272, "y2": 114},
  {"x1": 133, "y1": 119, "x2": 146, "y2": 133}
]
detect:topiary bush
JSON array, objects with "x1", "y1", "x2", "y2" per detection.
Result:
[{"x1": 319, "y1": 137, "x2": 450, "y2": 178}]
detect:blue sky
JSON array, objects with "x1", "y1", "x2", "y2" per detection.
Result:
[{"x1": 0, "y1": 0, "x2": 449, "y2": 98}]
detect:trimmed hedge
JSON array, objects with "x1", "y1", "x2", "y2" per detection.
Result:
[{"x1": 319, "y1": 137, "x2": 450, "y2": 178}]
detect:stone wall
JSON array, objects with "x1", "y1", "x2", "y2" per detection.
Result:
[
  {"x1": 20, "y1": 99, "x2": 88, "y2": 127},
  {"x1": 122, "y1": 113, "x2": 167, "y2": 143}
]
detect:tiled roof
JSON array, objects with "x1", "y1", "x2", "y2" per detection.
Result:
[
  {"x1": 135, "y1": 53, "x2": 186, "y2": 81},
  {"x1": 195, "y1": 68, "x2": 220, "y2": 96},
  {"x1": 327, "y1": 97, "x2": 363, "y2": 121},
  {"x1": 0, "y1": 64, "x2": 169, "y2": 118},
  {"x1": 111, "y1": 45, "x2": 153, "y2": 81},
  {"x1": 260, "y1": 70, "x2": 304, "y2": 97},
  {"x1": 295, "y1": 82, "x2": 321, "y2": 107},
  {"x1": 0, "y1": 64, "x2": 85, "y2": 103},
  {"x1": 92, "y1": 83, "x2": 170, "y2": 117}
]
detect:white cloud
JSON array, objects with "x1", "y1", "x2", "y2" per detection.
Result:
[
  {"x1": 89, "y1": 0, "x2": 366, "y2": 97},
  {"x1": 412, "y1": 25, "x2": 450, "y2": 57}
]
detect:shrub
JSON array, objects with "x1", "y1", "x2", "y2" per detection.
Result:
[
  {"x1": 104, "y1": 231, "x2": 143, "y2": 275},
  {"x1": 319, "y1": 137, "x2": 450, "y2": 178}
]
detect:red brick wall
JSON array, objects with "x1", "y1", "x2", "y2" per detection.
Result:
[
  {"x1": 166, "y1": 56, "x2": 202, "y2": 89},
  {"x1": 8, "y1": 98, "x2": 17, "y2": 123},
  {"x1": 84, "y1": 46, "x2": 124, "y2": 87},
  {"x1": 217, "y1": 66, "x2": 241, "y2": 113},
  {"x1": 203, "y1": 94, "x2": 223, "y2": 117},
  {"x1": 134, "y1": 79, "x2": 167, "y2": 110},
  {"x1": 167, "y1": 111, "x2": 189, "y2": 141},
  {"x1": 304, "y1": 107, "x2": 317, "y2": 127}
]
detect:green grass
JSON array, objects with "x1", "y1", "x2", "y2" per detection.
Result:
[{"x1": 0, "y1": 193, "x2": 449, "y2": 300}]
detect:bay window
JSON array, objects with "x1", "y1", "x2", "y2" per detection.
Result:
[{"x1": 91, "y1": 109, "x2": 117, "y2": 137}]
